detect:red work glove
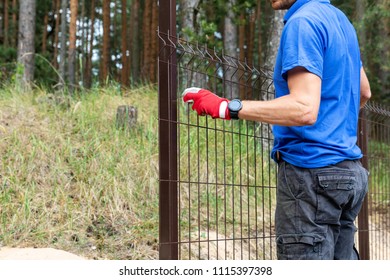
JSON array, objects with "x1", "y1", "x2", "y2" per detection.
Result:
[{"x1": 182, "y1": 87, "x2": 231, "y2": 120}]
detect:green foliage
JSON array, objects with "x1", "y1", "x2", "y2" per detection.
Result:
[
  {"x1": 332, "y1": 0, "x2": 390, "y2": 105},
  {"x1": 179, "y1": 0, "x2": 223, "y2": 50},
  {"x1": 34, "y1": 53, "x2": 61, "y2": 87},
  {"x1": 0, "y1": 49, "x2": 59, "y2": 88},
  {"x1": 361, "y1": 3, "x2": 390, "y2": 104},
  {"x1": 0, "y1": 46, "x2": 17, "y2": 85}
]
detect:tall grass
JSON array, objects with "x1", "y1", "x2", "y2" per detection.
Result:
[
  {"x1": 368, "y1": 140, "x2": 390, "y2": 206},
  {"x1": 0, "y1": 84, "x2": 159, "y2": 259},
  {"x1": 3, "y1": 83, "x2": 387, "y2": 260},
  {"x1": 0, "y1": 83, "x2": 279, "y2": 260}
]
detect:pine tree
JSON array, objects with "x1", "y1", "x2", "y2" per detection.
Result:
[{"x1": 17, "y1": 0, "x2": 36, "y2": 88}]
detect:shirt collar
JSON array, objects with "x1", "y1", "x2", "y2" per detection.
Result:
[{"x1": 284, "y1": 0, "x2": 330, "y2": 23}]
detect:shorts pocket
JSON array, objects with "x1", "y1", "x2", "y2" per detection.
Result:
[
  {"x1": 276, "y1": 233, "x2": 326, "y2": 260},
  {"x1": 315, "y1": 171, "x2": 356, "y2": 224}
]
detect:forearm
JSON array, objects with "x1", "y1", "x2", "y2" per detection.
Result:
[
  {"x1": 238, "y1": 94, "x2": 317, "y2": 126},
  {"x1": 182, "y1": 68, "x2": 321, "y2": 125}
]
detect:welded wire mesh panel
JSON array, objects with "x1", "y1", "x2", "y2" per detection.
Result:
[
  {"x1": 158, "y1": 29, "x2": 390, "y2": 260},
  {"x1": 158, "y1": 32, "x2": 278, "y2": 260},
  {"x1": 365, "y1": 104, "x2": 390, "y2": 260}
]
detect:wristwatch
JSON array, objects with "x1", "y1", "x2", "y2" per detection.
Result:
[{"x1": 228, "y1": 99, "x2": 243, "y2": 120}]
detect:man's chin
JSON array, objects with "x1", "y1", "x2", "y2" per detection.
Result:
[{"x1": 271, "y1": 0, "x2": 295, "y2": 10}]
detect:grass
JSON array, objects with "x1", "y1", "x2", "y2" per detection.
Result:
[
  {"x1": 0, "y1": 82, "x2": 278, "y2": 260},
  {"x1": 368, "y1": 140, "x2": 390, "y2": 208},
  {"x1": 0, "y1": 84, "x2": 160, "y2": 259}
]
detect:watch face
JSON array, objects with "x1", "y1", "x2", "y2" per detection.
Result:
[{"x1": 229, "y1": 99, "x2": 242, "y2": 111}]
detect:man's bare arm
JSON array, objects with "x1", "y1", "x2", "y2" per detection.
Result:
[
  {"x1": 238, "y1": 67, "x2": 321, "y2": 126},
  {"x1": 360, "y1": 67, "x2": 371, "y2": 109}
]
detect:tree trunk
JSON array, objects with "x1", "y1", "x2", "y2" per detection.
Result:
[
  {"x1": 11, "y1": 0, "x2": 16, "y2": 47},
  {"x1": 0, "y1": 1, "x2": 3, "y2": 44},
  {"x1": 223, "y1": 0, "x2": 239, "y2": 99},
  {"x1": 17, "y1": 0, "x2": 36, "y2": 88},
  {"x1": 120, "y1": 0, "x2": 129, "y2": 86},
  {"x1": 130, "y1": 0, "x2": 140, "y2": 84},
  {"x1": 256, "y1": 0, "x2": 263, "y2": 67},
  {"x1": 68, "y1": 0, "x2": 78, "y2": 93},
  {"x1": 246, "y1": 11, "x2": 256, "y2": 100},
  {"x1": 259, "y1": 9, "x2": 286, "y2": 149},
  {"x1": 150, "y1": 0, "x2": 158, "y2": 84},
  {"x1": 80, "y1": 0, "x2": 85, "y2": 87},
  {"x1": 3, "y1": 0, "x2": 8, "y2": 46},
  {"x1": 42, "y1": 9, "x2": 49, "y2": 53},
  {"x1": 126, "y1": 0, "x2": 132, "y2": 85},
  {"x1": 180, "y1": 0, "x2": 204, "y2": 88},
  {"x1": 265, "y1": 10, "x2": 285, "y2": 69},
  {"x1": 379, "y1": 0, "x2": 389, "y2": 95},
  {"x1": 247, "y1": 11, "x2": 256, "y2": 67},
  {"x1": 101, "y1": 0, "x2": 110, "y2": 84},
  {"x1": 59, "y1": 0, "x2": 68, "y2": 85},
  {"x1": 116, "y1": 105, "x2": 138, "y2": 130},
  {"x1": 238, "y1": 12, "x2": 246, "y2": 99},
  {"x1": 142, "y1": 0, "x2": 152, "y2": 81},
  {"x1": 52, "y1": 0, "x2": 60, "y2": 69},
  {"x1": 180, "y1": 0, "x2": 200, "y2": 34},
  {"x1": 84, "y1": 0, "x2": 95, "y2": 89}
]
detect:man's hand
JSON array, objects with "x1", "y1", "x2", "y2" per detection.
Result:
[{"x1": 182, "y1": 87, "x2": 231, "y2": 120}]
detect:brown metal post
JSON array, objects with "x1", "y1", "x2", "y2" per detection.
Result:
[
  {"x1": 158, "y1": 0, "x2": 178, "y2": 259},
  {"x1": 358, "y1": 109, "x2": 370, "y2": 260}
]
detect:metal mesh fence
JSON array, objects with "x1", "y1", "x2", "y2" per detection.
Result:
[
  {"x1": 364, "y1": 104, "x2": 390, "y2": 260},
  {"x1": 175, "y1": 39, "x2": 277, "y2": 260},
  {"x1": 158, "y1": 30, "x2": 390, "y2": 260}
]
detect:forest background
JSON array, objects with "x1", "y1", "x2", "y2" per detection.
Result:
[
  {"x1": 0, "y1": 0, "x2": 389, "y2": 260},
  {"x1": 0, "y1": 0, "x2": 389, "y2": 103}
]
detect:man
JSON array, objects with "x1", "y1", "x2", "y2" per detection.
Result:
[{"x1": 182, "y1": 0, "x2": 371, "y2": 259}]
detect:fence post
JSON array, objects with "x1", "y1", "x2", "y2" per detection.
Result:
[
  {"x1": 158, "y1": 0, "x2": 178, "y2": 260},
  {"x1": 358, "y1": 109, "x2": 370, "y2": 260}
]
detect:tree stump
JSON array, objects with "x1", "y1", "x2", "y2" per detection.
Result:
[{"x1": 116, "y1": 105, "x2": 137, "y2": 130}]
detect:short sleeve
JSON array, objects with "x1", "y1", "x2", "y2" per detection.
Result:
[{"x1": 280, "y1": 17, "x2": 325, "y2": 80}]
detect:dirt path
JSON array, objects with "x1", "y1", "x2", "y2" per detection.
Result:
[{"x1": 0, "y1": 247, "x2": 86, "y2": 260}]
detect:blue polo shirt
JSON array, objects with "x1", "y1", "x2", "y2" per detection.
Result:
[{"x1": 271, "y1": 0, "x2": 363, "y2": 168}]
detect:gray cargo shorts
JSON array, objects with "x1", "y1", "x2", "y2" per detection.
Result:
[{"x1": 275, "y1": 159, "x2": 369, "y2": 260}]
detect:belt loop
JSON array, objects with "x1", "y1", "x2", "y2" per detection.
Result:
[{"x1": 276, "y1": 151, "x2": 281, "y2": 163}]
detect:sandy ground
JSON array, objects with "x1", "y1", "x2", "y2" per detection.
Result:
[{"x1": 0, "y1": 247, "x2": 86, "y2": 260}]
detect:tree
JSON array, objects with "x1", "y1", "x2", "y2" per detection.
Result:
[
  {"x1": 11, "y1": 0, "x2": 17, "y2": 47},
  {"x1": 256, "y1": 0, "x2": 263, "y2": 67},
  {"x1": 84, "y1": 0, "x2": 95, "y2": 89},
  {"x1": 142, "y1": 0, "x2": 152, "y2": 81},
  {"x1": 100, "y1": 0, "x2": 110, "y2": 83},
  {"x1": 52, "y1": 0, "x2": 60, "y2": 69},
  {"x1": 0, "y1": 0, "x2": 387, "y2": 102},
  {"x1": 17, "y1": 0, "x2": 36, "y2": 88},
  {"x1": 0, "y1": 1, "x2": 3, "y2": 44},
  {"x1": 120, "y1": 0, "x2": 129, "y2": 86},
  {"x1": 130, "y1": 0, "x2": 141, "y2": 84},
  {"x1": 264, "y1": 10, "x2": 285, "y2": 69},
  {"x1": 150, "y1": 0, "x2": 158, "y2": 83},
  {"x1": 68, "y1": 0, "x2": 78, "y2": 92},
  {"x1": 3, "y1": 0, "x2": 8, "y2": 46},
  {"x1": 224, "y1": 0, "x2": 239, "y2": 99},
  {"x1": 59, "y1": 0, "x2": 68, "y2": 85},
  {"x1": 41, "y1": 2, "x2": 49, "y2": 53}
]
